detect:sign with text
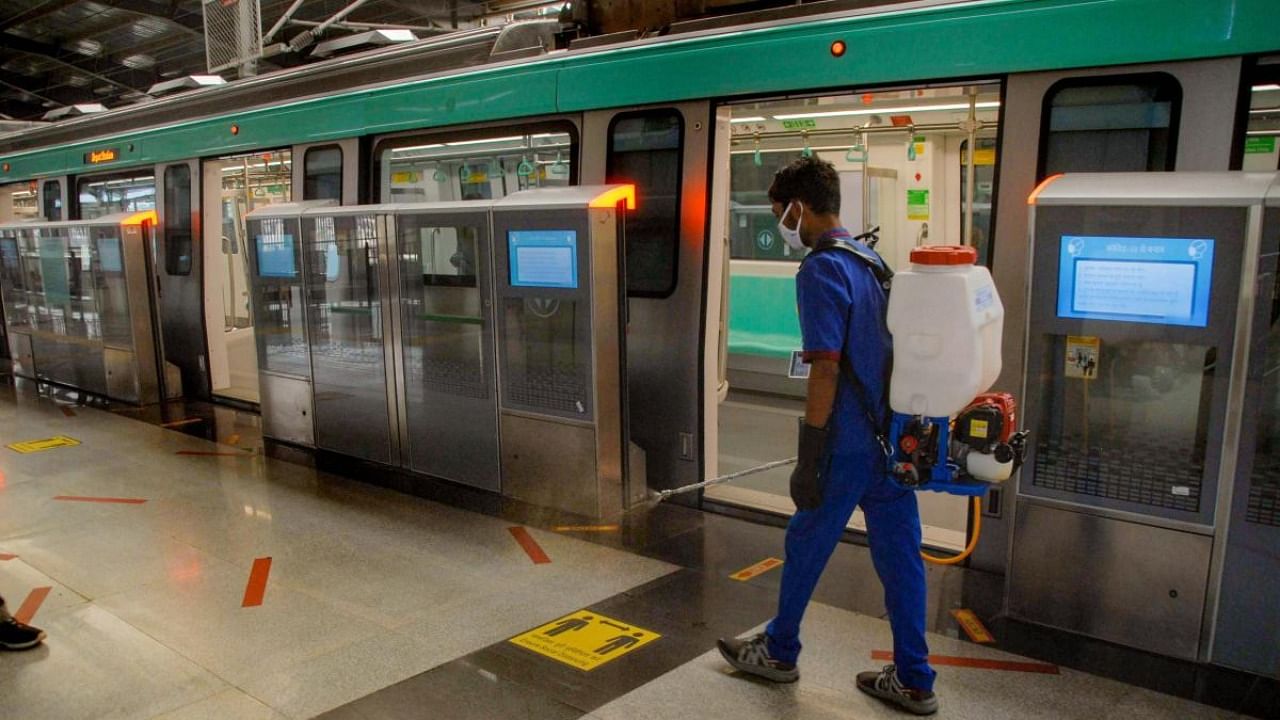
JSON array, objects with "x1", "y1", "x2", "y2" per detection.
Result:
[
  {"x1": 84, "y1": 148, "x2": 120, "y2": 164},
  {"x1": 1057, "y1": 235, "x2": 1214, "y2": 327}
]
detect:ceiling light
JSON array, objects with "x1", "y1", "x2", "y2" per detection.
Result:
[
  {"x1": 1252, "y1": 84, "x2": 1280, "y2": 92},
  {"x1": 773, "y1": 101, "x2": 1001, "y2": 121},
  {"x1": 731, "y1": 116, "x2": 766, "y2": 123},
  {"x1": 445, "y1": 136, "x2": 525, "y2": 146}
]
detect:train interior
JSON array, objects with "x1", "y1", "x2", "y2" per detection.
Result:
[{"x1": 713, "y1": 81, "x2": 1001, "y2": 550}]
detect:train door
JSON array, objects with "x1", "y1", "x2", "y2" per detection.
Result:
[
  {"x1": 707, "y1": 82, "x2": 1003, "y2": 551},
  {"x1": 579, "y1": 104, "x2": 711, "y2": 500},
  {"x1": 201, "y1": 150, "x2": 293, "y2": 404},
  {"x1": 154, "y1": 160, "x2": 209, "y2": 399}
]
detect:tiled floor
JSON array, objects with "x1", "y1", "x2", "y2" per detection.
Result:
[{"x1": 1, "y1": 379, "x2": 1275, "y2": 719}]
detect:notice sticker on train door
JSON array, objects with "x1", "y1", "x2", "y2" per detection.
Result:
[
  {"x1": 1065, "y1": 336, "x2": 1100, "y2": 380},
  {"x1": 510, "y1": 610, "x2": 660, "y2": 671}
]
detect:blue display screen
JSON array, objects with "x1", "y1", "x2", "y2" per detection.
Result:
[
  {"x1": 97, "y1": 238, "x2": 123, "y2": 273},
  {"x1": 509, "y1": 230, "x2": 577, "y2": 289},
  {"x1": 257, "y1": 234, "x2": 296, "y2": 278},
  {"x1": 1057, "y1": 235, "x2": 1214, "y2": 327}
]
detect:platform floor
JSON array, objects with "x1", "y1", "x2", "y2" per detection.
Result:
[{"x1": 0, "y1": 380, "x2": 1274, "y2": 719}]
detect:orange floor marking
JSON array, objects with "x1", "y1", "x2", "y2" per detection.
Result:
[
  {"x1": 161, "y1": 417, "x2": 204, "y2": 428},
  {"x1": 508, "y1": 527, "x2": 551, "y2": 564},
  {"x1": 13, "y1": 586, "x2": 51, "y2": 624},
  {"x1": 242, "y1": 557, "x2": 273, "y2": 607},
  {"x1": 53, "y1": 495, "x2": 147, "y2": 504},
  {"x1": 950, "y1": 608, "x2": 996, "y2": 644},
  {"x1": 60, "y1": 406, "x2": 76, "y2": 417},
  {"x1": 871, "y1": 650, "x2": 1059, "y2": 674},
  {"x1": 0, "y1": 553, "x2": 16, "y2": 561},
  {"x1": 730, "y1": 557, "x2": 784, "y2": 581},
  {"x1": 175, "y1": 450, "x2": 244, "y2": 457},
  {"x1": 552, "y1": 524, "x2": 620, "y2": 533},
  {"x1": 226, "y1": 434, "x2": 241, "y2": 446}
]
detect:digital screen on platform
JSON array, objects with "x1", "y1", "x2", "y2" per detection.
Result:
[
  {"x1": 256, "y1": 234, "x2": 297, "y2": 278},
  {"x1": 509, "y1": 230, "x2": 578, "y2": 289},
  {"x1": 1057, "y1": 235, "x2": 1214, "y2": 327}
]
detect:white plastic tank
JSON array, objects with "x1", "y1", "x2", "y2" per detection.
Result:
[{"x1": 886, "y1": 245, "x2": 1003, "y2": 418}]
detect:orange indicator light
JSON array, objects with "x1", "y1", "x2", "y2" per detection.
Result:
[
  {"x1": 589, "y1": 184, "x2": 637, "y2": 210},
  {"x1": 831, "y1": 40, "x2": 847, "y2": 57},
  {"x1": 1027, "y1": 173, "x2": 1064, "y2": 206},
  {"x1": 230, "y1": 124, "x2": 239, "y2": 135}
]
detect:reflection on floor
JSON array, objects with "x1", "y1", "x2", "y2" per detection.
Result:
[
  {"x1": 715, "y1": 390, "x2": 971, "y2": 551},
  {"x1": 1, "y1": 377, "x2": 1274, "y2": 719}
]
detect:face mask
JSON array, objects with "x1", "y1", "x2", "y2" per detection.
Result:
[{"x1": 778, "y1": 201, "x2": 805, "y2": 251}]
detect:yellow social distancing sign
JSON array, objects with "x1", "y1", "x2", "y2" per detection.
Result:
[
  {"x1": 8, "y1": 435, "x2": 80, "y2": 453},
  {"x1": 510, "y1": 610, "x2": 660, "y2": 671}
]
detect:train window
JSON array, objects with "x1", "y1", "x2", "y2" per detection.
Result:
[
  {"x1": 1240, "y1": 79, "x2": 1280, "y2": 171},
  {"x1": 42, "y1": 180, "x2": 61, "y2": 220},
  {"x1": 376, "y1": 123, "x2": 576, "y2": 203},
  {"x1": 1039, "y1": 74, "x2": 1181, "y2": 179},
  {"x1": 164, "y1": 165, "x2": 193, "y2": 276},
  {"x1": 729, "y1": 150, "x2": 806, "y2": 261},
  {"x1": 77, "y1": 172, "x2": 155, "y2": 219},
  {"x1": 608, "y1": 110, "x2": 683, "y2": 298},
  {"x1": 304, "y1": 145, "x2": 343, "y2": 202}
]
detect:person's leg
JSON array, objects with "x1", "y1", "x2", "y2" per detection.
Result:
[
  {"x1": 763, "y1": 453, "x2": 869, "y2": 664},
  {"x1": 859, "y1": 478, "x2": 935, "y2": 692}
]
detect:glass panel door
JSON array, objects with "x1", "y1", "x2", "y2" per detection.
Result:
[
  {"x1": 305, "y1": 214, "x2": 392, "y2": 464},
  {"x1": 396, "y1": 212, "x2": 500, "y2": 490}
]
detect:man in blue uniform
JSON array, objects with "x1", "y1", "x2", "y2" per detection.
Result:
[{"x1": 717, "y1": 157, "x2": 938, "y2": 716}]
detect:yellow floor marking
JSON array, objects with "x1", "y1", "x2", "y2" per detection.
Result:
[
  {"x1": 161, "y1": 417, "x2": 204, "y2": 428},
  {"x1": 7, "y1": 435, "x2": 80, "y2": 453},
  {"x1": 950, "y1": 608, "x2": 995, "y2": 644},
  {"x1": 552, "y1": 524, "x2": 620, "y2": 533},
  {"x1": 730, "y1": 557, "x2": 783, "y2": 581},
  {"x1": 226, "y1": 434, "x2": 241, "y2": 446},
  {"x1": 509, "y1": 610, "x2": 660, "y2": 671}
]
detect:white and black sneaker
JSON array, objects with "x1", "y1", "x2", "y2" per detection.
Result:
[
  {"x1": 0, "y1": 617, "x2": 46, "y2": 651},
  {"x1": 856, "y1": 664, "x2": 938, "y2": 715},
  {"x1": 717, "y1": 633, "x2": 799, "y2": 683}
]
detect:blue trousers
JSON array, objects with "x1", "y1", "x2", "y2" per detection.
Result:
[{"x1": 765, "y1": 451, "x2": 937, "y2": 691}]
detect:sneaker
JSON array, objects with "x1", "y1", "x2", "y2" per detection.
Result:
[
  {"x1": 0, "y1": 617, "x2": 46, "y2": 651},
  {"x1": 856, "y1": 664, "x2": 938, "y2": 716},
  {"x1": 716, "y1": 633, "x2": 799, "y2": 683}
]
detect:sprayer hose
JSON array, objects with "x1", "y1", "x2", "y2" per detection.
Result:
[{"x1": 920, "y1": 496, "x2": 981, "y2": 566}]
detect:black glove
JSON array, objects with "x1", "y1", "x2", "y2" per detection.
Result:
[{"x1": 791, "y1": 421, "x2": 829, "y2": 511}]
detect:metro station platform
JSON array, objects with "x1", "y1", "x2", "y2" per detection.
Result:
[{"x1": 1, "y1": 379, "x2": 1275, "y2": 719}]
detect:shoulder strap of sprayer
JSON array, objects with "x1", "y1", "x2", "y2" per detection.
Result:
[{"x1": 804, "y1": 230, "x2": 894, "y2": 458}]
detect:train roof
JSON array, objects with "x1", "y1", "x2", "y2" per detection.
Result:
[{"x1": 2, "y1": 0, "x2": 1277, "y2": 183}]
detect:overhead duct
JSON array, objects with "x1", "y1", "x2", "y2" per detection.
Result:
[
  {"x1": 41, "y1": 104, "x2": 107, "y2": 121},
  {"x1": 147, "y1": 75, "x2": 228, "y2": 97},
  {"x1": 311, "y1": 29, "x2": 417, "y2": 58}
]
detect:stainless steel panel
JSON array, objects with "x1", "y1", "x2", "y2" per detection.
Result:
[
  {"x1": 119, "y1": 223, "x2": 162, "y2": 404},
  {"x1": 9, "y1": 332, "x2": 33, "y2": 378},
  {"x1": 304, "y1": 213, "x2": 393, "y2": 464},
  {"x1": 1009, "y1": 501, "x2": 1211, "y2": 660},
  {"x1": 104, "y1": 347, "x2": 139, "y2": 402},
  {"x1": 587, "y1": 207, "x2": 625, "y2": 518},
  {"x1": 155, "y1": 159, "x2": 210, "y2": 400},
  {"x1": 260, "y1": 371, "x2": 315, "y2": 447},
  {"x1": 501, "y1": 413, "x2": 601, "y2": 517}
]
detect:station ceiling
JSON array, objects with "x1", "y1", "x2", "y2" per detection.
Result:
[{"x1": 0, "y1": 0, "x2": 508, "y2": 122}]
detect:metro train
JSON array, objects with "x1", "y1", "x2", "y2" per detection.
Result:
[{"x1": 0, "y1": 0, "x2": 1278, "y2": 580}]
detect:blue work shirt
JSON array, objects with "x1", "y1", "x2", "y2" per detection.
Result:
[{"x1": 796, "y1": 229, "x2": 892, "y2": 458}]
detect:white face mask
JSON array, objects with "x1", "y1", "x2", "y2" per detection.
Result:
[{"x1": 777, "y1": 201, "x2": 805, "y2": 251}]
